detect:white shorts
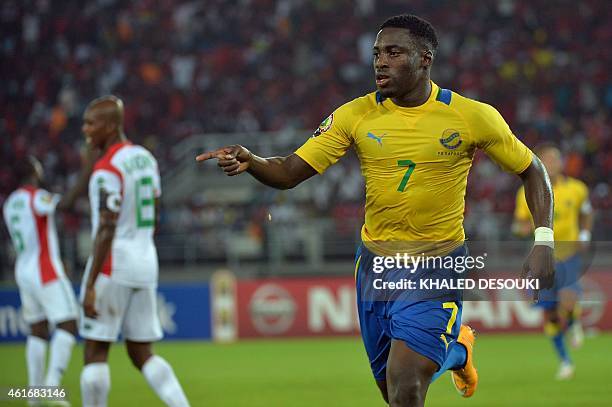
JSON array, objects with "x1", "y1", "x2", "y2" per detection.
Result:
[
  {"x1": 79, "y1": 275, "x2": 163, "y2": 342},
  {"x1": 19, "y1": 277, "x2": 79, "y2": 324}
]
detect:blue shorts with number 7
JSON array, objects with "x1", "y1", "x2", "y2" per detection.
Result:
[{"x1": 355, "y1": 243, "x2": 464, "y2": 380}]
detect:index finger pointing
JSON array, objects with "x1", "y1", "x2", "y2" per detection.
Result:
[{"x1": 196, "y1": 150, "x2": 224, "y2": 162}]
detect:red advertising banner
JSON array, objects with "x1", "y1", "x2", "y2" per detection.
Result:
[
  {"x1": 463, "y1": 272, "x2": 612, "y2": 333},
  {"x1": 235, "y1": 271, "x2": 612, "y2": 338},
  {"x1": 236, "y1": 278, "x2": 360, "y2": 338}
]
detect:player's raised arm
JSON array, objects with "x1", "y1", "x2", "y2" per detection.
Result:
[{"x1": 196, "y1": 145, "x2": 317, "y2": 190}]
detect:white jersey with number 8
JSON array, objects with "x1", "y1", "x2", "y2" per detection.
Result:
[{"x1": 86, "y1": 141, "x2": 161, "y2": 288}]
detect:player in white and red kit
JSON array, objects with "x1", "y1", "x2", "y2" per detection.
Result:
[
  {"x1": 3, "y1": 153, "x2": 93, "y2": 394},
  {"x1": 78, "y1": 96, "x2": 189, "y2": 407}
]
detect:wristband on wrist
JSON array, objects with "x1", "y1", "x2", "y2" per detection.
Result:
[{"x1": 534, "y1": 226, "x2": 554, "y2": 248}]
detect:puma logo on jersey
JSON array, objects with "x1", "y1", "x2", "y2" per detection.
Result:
[{"x1": 367, "y1": 132, "x2": 385, "y2": 146}]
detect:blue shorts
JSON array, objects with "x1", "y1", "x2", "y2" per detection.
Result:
[
  {"x1": 355, "y1": 243, "x2": 464, "y2": 380},
  {"x1": 537, "y1": 254, "x2": 583, "y2": 310}
]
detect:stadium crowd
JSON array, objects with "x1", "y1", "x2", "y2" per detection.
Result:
[{"x1": 1, "y1": 0, "x2": 610, "y2": 270}]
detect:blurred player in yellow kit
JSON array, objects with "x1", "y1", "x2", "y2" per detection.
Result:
[{"x1": 513, "y1": 143, "x2": 593, "y2": 380}]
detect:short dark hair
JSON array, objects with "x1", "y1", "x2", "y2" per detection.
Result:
[{"x1": 380, "y1": 14, "x2": 438, "y2": 51}]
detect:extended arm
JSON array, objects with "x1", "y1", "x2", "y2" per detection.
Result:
[
  {"x1": 196, "y1": 145, "x2": 317, "y2": 190},
  {"x1": 518, "y1": 156, "x2": 554, "y2": 230},
  {"x1": 518, "y1": 155, "x2": 555, "y2": 291}
]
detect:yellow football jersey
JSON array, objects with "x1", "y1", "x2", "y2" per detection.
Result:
[
  {"x1": 515, "y1": 176, "x2": 589, "y2": 260},
  {"x1": 296, "y1": 81, "x2": 533, "y2": 256}
]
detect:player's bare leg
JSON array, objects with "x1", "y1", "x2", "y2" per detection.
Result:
[
  {"x1": 125, "y1": 340, "x2": 153, "y2": 369},
  {"x1": 81, "y1": 340, "x2": 111, "y2": 407},
  {"x1": 386, "y1": 340, "x2": 438, "y2": 407},
  {"x1": 83, "y1": 339, "x2": 110, "y2": 364},
  {"x1": 27, "y1": 320, "x2": 49, "y2": 391},
  {"x1": 126, "y1": 340, "x2": 190, "y2": 407},
  {"x1": 56, "y1": 320, "x2": 77, "y2": 336},
  {"x1": 44, "y1": 319, "x2": 77, "y2": 387},
  {"x1": 30, "y1": 320, "x2": 50, "y2": 339}
]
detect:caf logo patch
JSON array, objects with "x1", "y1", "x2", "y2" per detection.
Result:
[
  {"x1": 312, "y1": 113, "x2": 334, "y2": 137},
  {"x1": 439, "y1": 129, "x2": 462, "y2": 150}
]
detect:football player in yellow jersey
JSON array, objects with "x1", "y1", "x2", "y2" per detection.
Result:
[
  {"x1": 513, "y1": 143, "x2": 593, "y2": 380},
  {"x1": 197, "y1": 14, "x2": 555, "y2": 407}
]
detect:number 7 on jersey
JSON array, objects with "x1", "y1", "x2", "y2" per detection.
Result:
[{"x1": 397, "y1": 159, "x2": 416, "y2": 192}]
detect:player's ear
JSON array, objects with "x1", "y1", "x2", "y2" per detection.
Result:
[{"x1": 421, "y1": 49, "x2": 433, "y2": 68}]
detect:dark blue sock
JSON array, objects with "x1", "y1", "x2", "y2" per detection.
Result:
[
  {"x1": 431, "y1": 342, "x2": 467, "y2": 382},
  {"x1": 552, "y1": 333, "x2": 571, "y2": 363}
]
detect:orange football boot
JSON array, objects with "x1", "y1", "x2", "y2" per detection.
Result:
[{"x1": 451, "y1": 325, "x2": 478, "y2": 397}]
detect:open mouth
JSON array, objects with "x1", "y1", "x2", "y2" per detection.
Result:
[{"x1": 375, "y1": 74, "x2": 390, "y2": 87}]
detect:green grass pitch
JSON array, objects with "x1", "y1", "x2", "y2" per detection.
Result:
[{"x1": 0, "y1": 333, "x2": 610, "y2": 406}]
